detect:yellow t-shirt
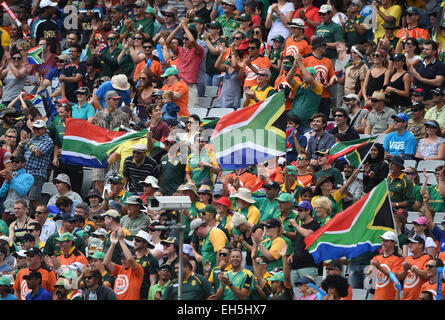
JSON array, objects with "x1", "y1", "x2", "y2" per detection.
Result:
[{"x1": 374, "y1": 5, "x2": 402, "y2": 42}]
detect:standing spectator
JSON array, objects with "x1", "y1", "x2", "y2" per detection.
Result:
[
  {"x1": 408, "y1": 102, "x2": 427, "y2": 143},
  {"x1": 122, "y1": 143, "x2": 158, "y2": 195},
  {"x1": 283, "y1": 18, "x2": 311, "y2": 59},
  {"x1": 19, "y1": 119, "x2": 53, "y2": 211},
  {"x1": 314, "y1": 4, "x2": 343, "y2": 61},
  {"x1": 293, "y1": 0, "x2": 321, "y2": 40},
  {"x1": 364, "y1": 91, "x2": 396, "y2": 135},
  {"x1": 104, "y1": 227, "x2": 145, "y2": 300},
  {"x1": 0, "y1": 49, "x2": 27, "y2": 107},
  {"x1": 402, "y1": 37, "x2": 422, "y2": 69},
  {"x1": 363, "y1": 49, "x2": 390, "y2": 109},
  {"x1": 302, "y1": 37, "x2": 336, "y2": 118},
  {"x1": 265, "y1": 0, "x2": 295, "y2": 45},
  {"x1": 121, "y1": 196, "x2": 151, "y2": 235},
  {"x1": 185, "y1": 135, "x2": 220, "y2": 187},
  {"x1": 30, "y1": 0, "x2": 58, "y2": 53},
  {"x1": 120, "y1": 0, "x2": 154, "y2": 41},
  {"x1": 385, "y1": 53, "x2": 411, "y2": 108},
  {"x1": 160, "y1": 68, "x2": 190, "y2": 117},
  {"x1": 133, "y1": 38, "x2": 163, "y2": 83},
  {"x1": 133, "y1": 230, "x2": 159, "y2": 300},
  {"x1": 395, "y1": 7, "x2": 429, "y2": 42},
  {"x1": 47, "y1": 174, "x2": 83, "y2": 207},
  {"x1": 148, "y1": 263, "x2": 172, "y2": 300},
  {"x1": 370, "y1": 231, "x2": 403, "y2": 300},
  {"x1": 376, "y1": 20, "x2": 399, "y2": 56},
  {"x1": 406, "y1": 216, "x2": 436, "y2": 257},
  {"x1": 165, "y1": 18, "x2": 204, "y2": 108},
  {"x1": 372, "y1": 0, "x2": 402, "y2": 43},
  {"x1": 363, "y1": 143, "x2": 389, "y2": 193},
  {"x1": 398, "y1": 236, "x2": 430, "y2": 300},
  {"x1": 32, "y1": 38, "x2": 57, "y2": 80},
  {"x1": 343, "y1": 1, "x2": 370, "y2": 48},
  {"x1": 336, "y1": 44, "x2": 368, "y2": 99},
  {"x1": 383, "y1": 112, "x2": 417, "y2": 160},
  {"x1": 411, "y1": 40, "x2": 445, "y2": 106},
  {"x1": 306, "y1": 113, "x2": 336, "y2": 160},
  {"x1": 212, "y1": 0, "x2": 239, "y2": 40},
  {"x1": 240, "y1": 38, "x2": 272, "y2": 89},
  {"x1": 243, "y1": 68, "x2": 276, "y2": 107},
  {"x1": 285, "y1": 115, "x2": 308, "y2": 163},
  {"x1": 72, "y1": 87, "x2": 95, "y2": 122},
  {"x1": 59, "y1": 44, "x2": 87, "y2": 104},
  {"x1": 328, "y1": 108, "x2": 360, "y2": 141},
  {"x1": 93, "y1": 74, "x2": 132, "y2": 111},
  {"x1": 387, "y1": 156, "x2": 415, "y2": 211},
  {"x1": 343, "y1": 93, "x2": 369, "y2": 134},
  {"x1": 33, "y1": 205, "x2": 57, "y2": 244},
  {"x1": 251, "y1": 25, "x2": 271, "y2": 56}
]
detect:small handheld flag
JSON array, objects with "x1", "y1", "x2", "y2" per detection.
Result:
[{"x1": 27, "y1": 46, "x2": 44, "y2": 65}]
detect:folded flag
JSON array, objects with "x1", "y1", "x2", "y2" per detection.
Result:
[
  {"x1": 326, "y1": 135, "x2": 377, "y2": 168},
  {"x1": 210, "y1": 90, "x2": 287, "y2": 170},
  {"x1": 61, "y1": 118, "x2": 148, "y2": 168},
  {"x1": 27, "y1": 46, "x2": 44, "y2": 65},
  {"x1": 304, "y1": 179, "x2": 395, "y2": 264}
]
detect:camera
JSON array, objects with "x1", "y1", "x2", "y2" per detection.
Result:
[{"x1": 146, "y1": 196, "x2": 192, "y2": 210}]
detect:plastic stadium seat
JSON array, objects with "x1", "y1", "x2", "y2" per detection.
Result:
[
  {"x1": 407, "y1": 211, "x2": 420, "y2": 223},
  {"x1": 198, "y1": 97, "x2": 213, "y2": 108},
  {"x1": 81, "y1": 168, "x2": 94, "y2": 198},
  {"x1": 417, "y1": 160, "x2": 444, "y2": 172},
  {"x1": 352, "y1": 288, "x2": 372, "y2": 300},
  {"x1": 419, "y1": 172, "x2": 437, "y2": 185},
  {"x1": 375, "y1": 134, "x2": 386, "y2": 144},
  {"x1": 205, "y1": 86, "x2": 219, "y2": 98},
  {"x1": 207, "y1": 108, "x2": 234, "y2": 118},
  {"x1": 189, "y1": 107, "x2": 208, "y2": 119},
  {"x1": 403, "y1": 160, "x2": 418, "y2": 169},
  {"x1": 42, "y1": 182, "x2": 58, "y2": 197}
]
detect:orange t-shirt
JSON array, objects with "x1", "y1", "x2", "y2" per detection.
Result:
[
  {"x1": 13, "y1": 267, "x2": 57, "y2": 300},
  {"x1": 302, "y1": 54, "x2": 335, "y2": 99},
  {"x1": 401, "y1": 254, "x2": 430, "y2": 300},
  {"x1": 283, "y1": 37, "x2": 312, "y2": 58},
  {"x1": 395, "y1": 27, "x2": 430, "y2": 41},
  {"x1": 274, "y1": 73, "x2": 300, "y2": 110},
  {"x1": 243, "y1": 55, "x2": 272, "y2": 88},
  {"x1": 420, "y1": 280, "x2": 445, "y2": 300},
  {"x1": 161, "y1": 80, "x2": 189, "y2": 117},
  {"x1": 133, "y1": 58, "x2": 163, "y2": 82},
  {"x1": 341, "y1": 285, "x2": 353, "y2": 300},
  {"x1": 57, "y1": 248, "x2": 89, "y2": 267},
  {"x1": 225, "y1": 171, "x2": 259, "y2": 189},
  {"x1": 371, "y1": 253, "x2": 404, "y2": 300},
  {"x1": 111, "y1": 263, "x2": 145, "y2": 300},
  {"x1": 438, "y1": 251, "x2": 445, "y2": 262}
]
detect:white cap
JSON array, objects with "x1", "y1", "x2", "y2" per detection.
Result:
[
  {"x1": 343, "y1": 93, "x2": 360, "y2": 101},
  {"x1": 189, "y1": 218, "x2": 205, "y2": 236},
  {"x1": 139, "y1": 176, "x2": 159, "y2": 188},
  {"x1": 134, "y1": 230, "x2": 155, "y2": 248},
  {"x1": 319, "y1": 4, "x2": 332, "y2": 13},
  {"x1": 92, "y1": 228, "x2": 108, "y2": 237},
  {"x1": 379, "y1": 231, "x2": 398, "y2": 242},
  {"x1": 40, "y1": 0, "x2": 58, "y2": 8}
]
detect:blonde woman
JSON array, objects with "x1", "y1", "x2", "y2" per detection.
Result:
[{"x1": 313, "y1": 196, "x2": 332, "y2": 226}]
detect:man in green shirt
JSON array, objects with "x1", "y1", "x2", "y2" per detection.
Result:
[
  {"x1": 163, "y1": 259, "x2": 212, "y2": 300},
  {"x1": 148, "y1": 264, "x2": 172, "y2": 300},
  {"x1": 214, "y1": 0, "x2": 240, "y2": 40},
  {"x1": 314, "y1": 149, "x2": 344, "y2": 189},
  {"x1": 387, "y1": 156, "x2": 414, "y2": 210},
  {"x1": 314, "y1": 4, "x2": 343, "y2": 60},
  {"x1": 133, "y1": 230, "x2": 159, "y2": 300},
  {"x1": 120, "y1": 196, "x2": 150, "y2": 235},
  {"x1": 119, "y1": 0, "x2": 154, "y2": 40},
  {"x1": 344, "y1": 3, "x2": 370, "y2": 48},
  {"x1": 215, "y1": 248, "x2": 253, "y2": 300},
  {"x1": 160, "y1": 136, "x2": 186, "y2": 195},
  {"x1": 254, "y1": 181, "x2": 280, "y2": 225}
]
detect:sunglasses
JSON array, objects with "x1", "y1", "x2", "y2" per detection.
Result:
[
  {"x1": 248, "y1": 47, "x2": 257, "y2": 50},
  {"x1": 372, "y1": 54, "x2": 381, "y2": 58},
  {"x1": 253, "y1": 30, "x2": 261, "y2": 35},
  {"x1": 219, "y1": 252, "x2": 228, "y2": 257},
  {"x1": 370, "y1": 99, "x2": 380, "y2": 103},
  {"x1": 27, "y1": 229, "x2": 36, "y2": 232},
  {"x1": 258, "y1": 73, "x2": 267, "y2": 77},
  {"x1": 164, "y1": 14, "x2": 174, "y2": 18},
  {"x1": 35, "y1": 211, "x2": 45, "y2": 215},
  {"x1": 134, "y1": 37, "x2": 144, "y2": 40},
  {"x1": 394, "y1": 119, "x2": 404, "y2": 123},
  {"x1": 426, "y1": 265, "x2": 436, "y2": 268},
  {"x1": 334, "y1": 114, "x2": 344, "y2": 118},
  {"x1": 233, "y1": 36, "x2": 242, "y2": 40},
  {"x1": 108, "y1": 37, "x2": 117, "y2": 40},
  {"x1": 144, "y1": 46, "x2": 153, "y2": 49},
  {"x1": 297, "y1": 156, "x2": 307, "y2": 161},
  {"x1": 12, "y1": 56, "x2": 21, "y2": 60},
  {"x1": 326, "y1": 267, "x2": 338, "y2": 271},
  {"x1": 6, "y1": 135, "x2": 17, "y2": 138},
  {"x1": 134, "y1": 238, "x2": 144, "y2": 243},
  {"x1": 84, "y1": 276, "x2": 94, "y2": 280},
  {"x1": 319, "y1": 12, "x2": 329, "y2": 16},
  {"x1": 56, "y1": 59, "x2": 66, "y2": 63},
  {"x1": 76, "y1": 92, "x2": 87, "y2": 95},
  {"x1": 405, "y1": 172, "x2": 415, "y2": 175}
]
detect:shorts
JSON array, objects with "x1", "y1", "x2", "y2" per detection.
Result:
[
  {"x1": 28, "y1": 175, "x2": 44, "y2": 201},
  {"x1": 92, "y1": 168, "x2": 107, "y2": 182}
]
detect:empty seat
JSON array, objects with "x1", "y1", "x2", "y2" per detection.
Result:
[
  {"x1": 81, "y1": 168, "x2": 94, "y2": 198},
  {"x1": 352, "y1": 288, "x2": 371, "y2": 300},
  {"x1": 42, "y1": 182, "x2": 58, "y2": 197},
  {"x1": 375, "y1": 134, "x2": 386, "y2": 144},
  {"x1": 434, "y1": 212, "x2": 445, "y2": 224},
  {"x1": 189, "y1": 107, "x2": 208, "y2": 119},
  {"x1": 205, "y1": 86, "x2": 219, "y2": 98},
  {"x1": 417, "y1": 160, "x2": 444, "y2": 172},
  {"x1": 407, "y1": 211, "x2": 420, "y2": 222},
  {"x1": 198, "y1": 97, "x2": 213, "y2": 108},
  {"x1": 359, "y1": 134, "x2": 370, "y2": 139},
  {"x1": 207, "y1": 108, "x2": 234, "y2": 118},
  {"x1": 419, "y1": 172, "x2": 437, "y2": 185},
  {"x1": 404, "y1": 160, "x2": 418, "y2": 169}
]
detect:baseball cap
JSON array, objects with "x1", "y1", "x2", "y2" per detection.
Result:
[
  {"x1": 32, "y1": 119, "x2": 47, "y2": 128},
  {"x1": 281, "y1": 165, "x2": 298, "y2": 175},
  {"x1": 294, "y1": 275, "x2": 316, "y2": 286},
  {"x1": 237, "y1": 13, "x2": 251, "y2": 21},
  {"x1": 189, "y1": 218, "x2": 206, "y2": 236},
  {"x1": 265, "y1": 218, "x2": 282, "y2": 229},
  {"x1": 411, "y1": 102, "x2": 425, "y2": 111},
  {"x1": 26, "y1": 247, "x2": 42, "y2": 257},
  {"x1": 159, "y1": 263, "x2": 173, "y2": 272},
  {"x1": 213, "y1": 196, "x2": 232, "y2": 208},
  {"x1": 105, "y1": 90, "x2": 121, "y2": 100},
  {"x1": 140, "y1": 176, "x2": 159, "y2": 188},
  {"x1": 161, "y1": 236, "x2": 177, "y2": 246},
  {"x1": 392, "y1": 112, "x2": 409, "y2": 123},
  {"x1": 431, "y1": 87, "x2": 445, "y2": 96},
  {"x1": 23, "y1": 270, "x2": 42, "y2": 280},
  {"x1": 262, "y1": 181, "x2": 281, "y2": 189},
  {"x1": 90, "y1": 251, "x2": 106, "y2": 260},
  {"x1": 161, "y1": 67, "x2": 179, "y2": 78},
  {"x1": 199, "y1": 204, "x2": 218, "y2": 216},
  {"x1": 269, "y1": 272, "x2": 284, "y2": 282},
  {"x1": 389, "y1": 155, "x2": 404, "y2": 168},
  {"x1": 296, "y1": 200, "x2": 313, "y2": 211},
  {"x1": 272, "y1": 35, "x2": 285, "y2": 43},
  {"x1": 288, "y1": 18, "x2": 306, "y2": 28},
  {"x1": 411, "y1": 216, "x2": 428, "y2": 226},
  {"x1": 100, "y1": 209, "x2": 121, "y2": 219},
  {"x1": 315, "y1": 148, "x2": 330, "y2": 157},
  {"x1": 276, "y1": 193, "x2": 294, "y2": 203},
  {"x1": 319, "y1": 4, "x2": 332, "y2": 13},
  {"x1": 0, "y1": 275, "x2": 12, "y2": 286},
  {"x1": 61, "y1": 212, "x2": 77, "y2": 222},
  {"x1": 379, "y1": 231, "x2": 398, "y2": 242},
  {"x1": 92, "y1": 228, "x2": 108, "y2": 237},
  {"x1": 371, "y1": 91, "x2": 386, "y2": 101},
  {"x1": 343, "y1": 93, "x2": 360, "y2": 101},
  {"x1": 145, "y1": 6, "x2": 155, "y2": 14},
  {"x1": 406, "y1": 6, "x2": 420, "y2": 15},
  {"x1": 56, "y1": 232, "x2": 75, "y2": 242},
  {"x1": 221, "y1": 0, "x2": 236, "y2": 6},
  {"x1": 393, "y1": 53, "x2": 406, "y2": 62},
  {"x1": 407, "y1": 236, "x2": 425, "y2": 245},
  {"x1": 39, "y1": 0, "x2": 57, "y2": 8},
  {"x1": 412, "y1": 87, "x2": 424, "y2": 96},
  {"x1": 54, "y1": 98, "x2": 71, "y2": 105},
  {"x1": 425, "y1": 120, "x2": 440, "y2": 128}
]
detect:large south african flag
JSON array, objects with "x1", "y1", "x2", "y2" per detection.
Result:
[
  {"x1": 210, "y1": 90, "x2": 287, "y2": 170},
  {"x1": 304, "y1": 179, "x2": 395, "y2": 264}
]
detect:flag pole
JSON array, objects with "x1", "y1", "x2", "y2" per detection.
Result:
[
  {"x1": 357, "y1": 136, "x2": 378, "y2": 170},
  {"x1": 384, "y1": 178, "x2": 400, "y2": 249}
]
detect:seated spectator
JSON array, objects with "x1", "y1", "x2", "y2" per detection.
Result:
[
  {"x1": 328, "y1": 108, "x2": 360, "y2": 141},
  {"x1": 307, "y1": 113, "x2": 336, "y2": 160},
  {"x1": 383, "y1": 112, "x2": 417, "y2": 160},
  {"x1": 415, "y1": 120, "x2": 445, "y2": 161},
  {"x1": 363, "y1": 143, "x2": 389, "y2": 194},
  {"x1": 407, "y1": 102, "x2": 427, "y2": 143},
  {"x1": 425, "y1": 87, "x2": 445, "y2": 135},
  {"x1": 364, "y1": 90, "x2": 396, "y2": 135},
  {"x1": 47, "y1": 174, "x2": 83, "y2": 207},
  {"x1": 343, "y1": 93, "x2": 369, "y2": 134}
]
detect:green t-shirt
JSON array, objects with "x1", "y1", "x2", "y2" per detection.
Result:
[
  {"x1": 314, "y1": 167, "x2": 344, "y2": 189},
  {"x1": 219, "y1": 268, "x2": 253, "y2": 300},
  {"x1": 290, "y1": 80, "x2": 323, "y2": 125},
  {"x1": 136, "y1": 252, "x2": 160, "y2": 300},
  {"x1": 42, "y1": 230, "x2": 86, "y2": 257},
  {"x1": 201, "y1": 228, "x2": 229, "y2": 271},
  {"x1": 426, "y1": 185, "x2": 445, "y2": 212},
  {"x1": 163, "y1": 272, "x2": 212, "y2": 300},
  {"x1": 148, "y1": 280, "x2": 171, "y2": 300},
  {"x1": 254, "y1": 197, "x2": 279, "y2": 222},
  {"x1": 120, "y1": 17, "x2": 154, "y2": 38},
  {"x1": 160, "y1": 153, "x2": 186, "y2": 195},
  {"x1": 344, "y1": 15, "x2": 368, "y2": 48},
  {"x1": 215, "y1": 14, "x2": 239, "y2": 40},
  {"x1": 315, "y1": 21, "x2": 343, "y2": 59}
]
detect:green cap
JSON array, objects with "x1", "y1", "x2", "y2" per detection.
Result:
[
  {"x1": 237, "y1": 13, "x2": 251, "y2": 21},
  {"x1": 56, "y1": 232, "x2": 75, "y2": 242},
  {"x1": 272, "y1": 35, "x2": 284, "y2": 42},
  {"x1": 200, "y1": 204, "x2": 218, "y2": 216},
  {"x1": 90, "y1": 251, "x2": 106, "y2": 260},
  {"x1": 269, "y1": 272, "x2": 284, "y2": 282},
  {"x1": 161, "y1": 236, "x2": 177, "y2": 245},
  {"x1": 161, "y1": 67, "x2": 179, "y2": 78},
  {"x1": 406, "y1": 6, "x2": 420, "y2": 14},
  {"x1": 209, "y1": 21, "x2": 222, "y2": 29},
  {"x1": 276, "y1": 193, "x2": 294, "y2": 203},
  {"x1": 76, "y1": 229, "x2": 89, "y2": 237},
  {"x1": 145, "y1": 6, "x2": 155, "y2": 14},
  {"x1": 306, "y1": 67, "x2": 317, "y2": 76},
  {"x1": 193, "y1": 17, "x2": 205, "y2": 24},
  {"x1": 281, "y1": 165, "x2": 298, "y2": 175},
  {"x1": 0, "y1": 275, "x2": 11, "y2": 286}
]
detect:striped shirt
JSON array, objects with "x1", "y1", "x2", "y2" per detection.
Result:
[{"x1": 122, "y1": 155, "x2": 159, "y2": 194}]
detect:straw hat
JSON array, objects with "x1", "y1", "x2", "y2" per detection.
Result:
[{"x1": 111, "y1": 74, "x2": 130, "y2": 91}]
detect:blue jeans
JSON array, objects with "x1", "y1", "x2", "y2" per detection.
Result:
[
  {"x1": 348, "y1": 264, "x2": 366, "y2": 289},
  {"x1": 205, "y1": 73, "x2": 221, "y2": 87}
]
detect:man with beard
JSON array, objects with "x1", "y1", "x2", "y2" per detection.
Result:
[
  {"x1": 343, "y1": 93, "x2": 369, "y2": 134},
  {"x1": 0, "y1": 107, "x2": 19, "y2": 141},
  {"x1": 54, "y1": 272, "x2": 82, "y2": 300}
]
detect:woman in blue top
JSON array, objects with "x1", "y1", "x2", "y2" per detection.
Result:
[{"x1": 72, "y1": 86, "x2": 96, "y2": 122}]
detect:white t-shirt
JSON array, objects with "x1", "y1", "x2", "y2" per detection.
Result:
[
  {"x1": 266, "y1": 2, "x2": 295, "y2": 44},
  {"x1": 407, "y1": 233, "x2": 436, "y2": 256}
]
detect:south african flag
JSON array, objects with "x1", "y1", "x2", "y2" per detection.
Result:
[
  {"x1": 27, "y1": 46, "x2": 44, "y2": 65},
  {"x1": 326, "y1": 136, "x2": 377, "y2": 168}
]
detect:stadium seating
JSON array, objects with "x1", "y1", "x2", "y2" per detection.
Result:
[
  {"x1": 189, "y1": 107, "x2": 208, "y2": 119},
  {"x1": 205, "y1": 86, "x2": 219, "y2": 98},
  {"x1": 198, "y1": 97, "x2": 213, "y2": 108}
]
